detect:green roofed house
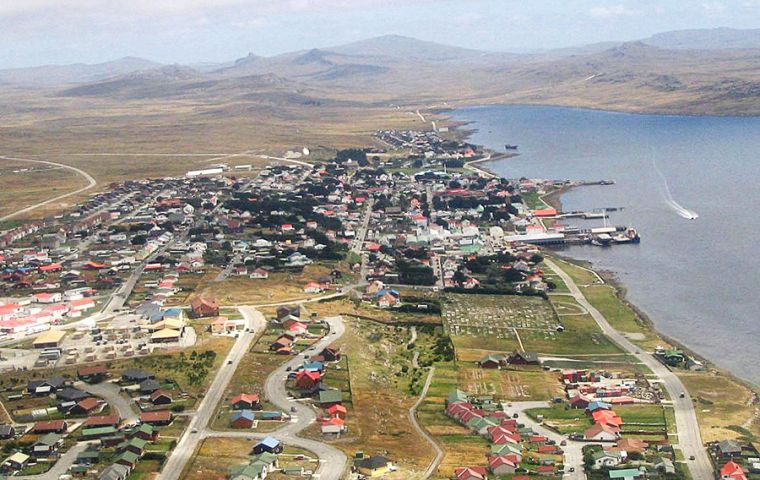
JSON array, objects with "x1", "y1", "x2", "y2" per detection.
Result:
[
  {"x1": 491, "y1": 442, "x2": 523, "y2": 458},
  {"x1": 318, "y1": 389, "x2": 343, "y2": 407},
  {"x1": 230, "y1": 462, "x2": 266, "y2": 480},
  {"x1": 608, "y1": 468, "x2": 647, "y2": 480},
  {"x1": 75, "y1": 450, "x2": 101, "y2": 465},
  {"x1": 447, "y1": 389, "x2": 469, "y2": 406},
  {"x1": 115, "y1": 450, "x2": 140, "y2": 469},
  {"x1": 81, "y1": 426, "x2": 119, "y2": 440},
  {"x1": 121, "y1": 437, "x2": 147, "y2": 456}
]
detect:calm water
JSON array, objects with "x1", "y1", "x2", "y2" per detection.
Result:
[{"x1": 452, "y1": 105, "x2": 760, "y2": 386}]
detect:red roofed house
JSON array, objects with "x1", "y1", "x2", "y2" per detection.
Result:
[
  {"x1": 303, "y1": 282, "x2": 324, "y2": 294},
  {"x1": 454, "y1": 466, "x2": 488, "y2": 480},
  {"x1": 295, "y1": 370, "x2": 322, "y2": 392},
  {"x1": 32, "y1": 420, "x2": 67, "y2": 434},
  {"x1": 722, "y1": 461, "x2": 748, "y2": 480},
  {"x1": 532, "y1": 208, "x2": 558, "y2": 218},
  {"x1": 83, "y1": 415, "x2": 120, "y2": 428},
  {"x1": 321, "y1": 416, "x2": 346, "y2": 434},
  {"x1": 592, "y1": 409, "x2": 624, "y2": 428},
  {"x1": 231, "y1": 393, "x2": 261, "y2": 411},
  {"x1": 190, "y1": 297, "x2": 219, "y2": 318},
  {"x1": 140, "y1": 410, "x2": 172, "y2": 426},
  {"x1": 327, "y1": 404, "x2": 347, "y2": 419},
  {"x1": 489, "y1": 455, "x2": 517, "y2": 476},
  {"x1": 537, "y1": 465, "x2": 556, "y2": 476}
]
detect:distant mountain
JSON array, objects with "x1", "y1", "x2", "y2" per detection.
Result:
[
  {"x1": 59, "y1": 65, "x2": 206, "y2": 98},
  {"x1": 642, "y1": 28, "x2": 760, "y2": 50},
  {"x1": 327, "y1": 34, "x2": 490, "y2": 61},
  {"x1": 0, "y1": 57, "x2": 161, "y2": 87}
]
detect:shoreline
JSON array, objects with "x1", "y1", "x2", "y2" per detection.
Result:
[{"x1": 450, "y1": 120, "x2": 760, "y2": 395}]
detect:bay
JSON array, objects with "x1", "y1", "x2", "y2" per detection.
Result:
[{"x1": 451, "y1": 105, "x2": 760, "y2": 386}]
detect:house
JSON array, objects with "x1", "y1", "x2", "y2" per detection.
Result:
[
  {"x1": 454, "y1": 466, "x2": 488, "y2": 480},
  {"x1": 139, "y1": 378, "x2": 161, "y2": 394},
  {"x1": 150, "y1": 390, "x2": 173, "y2": 405},
  {"x1": 122, "y1": 368, "x2": 154, "y2": 384},
  {"x1": 586, "y1": 401, "x2": 613, "y2": 413},
  {"x1": 313, "y1": 346, "x2": 341, "y2": 363},
  {"x1": 3, "y1": 452, "x2": 30, "y2": 471},
  {"x1": 327, "y1": 404, "x2": 348, "y2": 419},
  {"x1": 140, "y1": 410, "x2": 172, "y2": 426},
  {"x1": 27, "y1": 377, "x2": 66, "y2": 397},
  {"x1": 303, "y1": 282, "x2": 324, "y2": 294},
  {"x1": 0, "y1": 424, "x2": 16, "y2": 439},
  {"x1": 537, "y1": 465, "x2": 556, "y2": 476},
  {"x1": 276, "y1": 306, "x2": 300, "y2": 322},
  {"x1": 295, "y1": 370, "x2": 322, "y2": 392},
  {"x1": 130, "y1": 423, "x2": 158, "y2": 442},
  {"x1": 608, "y1": 468, "x2": 647, "y2": 480},
  {"x1": 718, "y1": 440, "x2": 743, "y2": 458},
  {"x1": 69, "y1": 397, "x2": 100, "y2": 415},
  {"x1": 356, "y1": 456, "x2": 393, "y2": 477},
  {"x1": 84, "y1": 415, "x2": 121, "y2": 428},
  {"x1": 321, "y1": 416, "x2": 346, "y2": 434},
  {"x1": 318, "y1": 389, "x2": 343, "y2": 407},
  {"x1": 377, "y1": 292, "x2": 400, "y2": 308},
  {"x1": 32, "y1": 329, "x2": 66, "y2": 349},
  {"x1": 478, "y1": 354, "x2": 506, "y2": 369},
  {"x1": 32, "y1": 433, "x2": 63, "y2": 457},
  {"x1": 592, "y1": 409, "x2": 624, "y2": 428},
  {"x1": 116, "y1": 450, "x2": 140, "y2": 469},
  {"x1": 78, "y1": 365, "x2": 109, "y2": 383},
  {"x1": 584, "y1": 423, "x2": 621, "y2": 441},
  {"x1": 593, "y1": 450, "x2": 626, "y2": 469},
  {"x1": 81, "y1": 426, "x2": 119, "y2": 440},
  {"x1": 270, "y1": 335, "x2": 293, "y2": 352},
  {"x1": 250, "y1": 268, "x2": 269, "y2": 279},
  {"x1": 655, "y1": 458, "x2": 676, "y2": 475},
  {"x1": 616, "y1": 438, "x2": 649, "y2": 454},
  {"x1": 489, "y1": 455, "x2": 517, "y2": 475},
  {"x1": 507, "y1": 350, "x2": 540, "y2": 365},
  {"x1": 99, "y1": 463, "x2": 130, "y2": 480},
  {"x1": 231, "y1": 393, "x2": 261, "y2": 410},
  {"x1": 32, "y1": 419, "x2": 67, "y2": 434},
  {"x1": 252, "y1": 436, "x2": 283, "y2": 454},
  {"x1": 231, "y1": 410, "x2": 256, "y2": 429},
  {"x1": 722, "y1": 461, "x2": 748, "y2": 480},
  {"x1": 58, "y1": 386, "x2": 90, "y2": 402},
  {"x1": 190, "y1": 297, "x2": 219, "y2": 318},
  {"x1": 121, "y1": 437, "x2": 147, "y2": 456}
]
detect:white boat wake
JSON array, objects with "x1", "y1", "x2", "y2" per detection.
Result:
[{"x1": 651, "y1": 149, "x2": 699, "y2": 220}]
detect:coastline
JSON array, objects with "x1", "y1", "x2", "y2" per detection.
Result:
[{"x1": 450, "y1": 121, "x2": 760, "y2": 395}]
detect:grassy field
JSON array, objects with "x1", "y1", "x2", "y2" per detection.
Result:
[
  {"x1": 190, "y1": 264, "x2": 335, "y2": 306},
  {"x1": 316, "y1": 317, "x2": 434, "y2": 478},
  {"x1": 0, "y1": 161, "x2": 88, "y2": 219},
  {"x1": 677, "y1": 371, "x2": 760, "y2": 443}
]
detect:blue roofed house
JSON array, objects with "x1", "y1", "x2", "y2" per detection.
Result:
[
  {"x1": 252, "y1": 436, "x2": 283, "y2": 454},
  {"x1": 231, "y1": 410, "x2": 255, "y2": 429},
  {"x1": 586, "y1": 401, "x2": 612, "y2": 413}
]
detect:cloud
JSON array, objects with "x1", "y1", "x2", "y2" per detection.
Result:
[
  {"x1": 701, "y1": 1, "x2": 728, "y2": 13},
  {"x1": 589, "y1": 4, "x2": 639, "y2": 19}
]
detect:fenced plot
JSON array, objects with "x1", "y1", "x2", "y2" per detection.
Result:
[{"x1": 442, "y1": 294, "x2": 559, "y2": 337}]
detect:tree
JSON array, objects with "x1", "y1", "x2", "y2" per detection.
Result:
[{"x1": 131, "y1": 235, "x2": 147, "y2": 246}]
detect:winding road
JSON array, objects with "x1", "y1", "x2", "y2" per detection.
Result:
[
  {"x1": 545, "y1": 258, "x2": 712, "y2": 480},
  {"x1": 160, "y1": 313, "x2": 348, "y2": 480},
  {"x1": 0, "y1": 155, "x2": 97, "y2": 222}
]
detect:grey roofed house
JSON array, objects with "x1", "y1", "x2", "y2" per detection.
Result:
[
  {"x1": 122, "y1": 368, "x2": 154, "y2": 383},
  {"x1": 139, "y1": 379, "x2": 161, "y2": 394},
  {"x1": 28, "y1": 376, "x2": 66, "y2": 392},
  {"x1": 57, "y1": 387, "x2": 89, "y2": 402},
  {"x1": 135, "y1": 302, "x2": 162, "y2": 321},
  {"x1": 99, "y1": 463, "x2": 130, "y2": 480},
  {"x1": 718, "y1": 439, "x2": 743, "y2": 456},
  {"x1": 355, "y1": 456, "x2": 390, "y2": 470},
  {"x1": 655, "y1": 457, "x2": 676, "y2": 474},
  {"x1": 0, "y1": 424, "x2": 15, "y2": 439}
]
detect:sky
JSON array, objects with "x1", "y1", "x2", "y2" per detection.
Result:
[{"x1": 1, "y1": 0, "x2": 759, "y2": 69}]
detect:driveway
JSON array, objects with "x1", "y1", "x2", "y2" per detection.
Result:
[
  {"x1": 78, "y1": 380, "x2": 138, "y2": 423},
  {"x1": 14, "y1": 441, "x2": 94, "y2": 480}
]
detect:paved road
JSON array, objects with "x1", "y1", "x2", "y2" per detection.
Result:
[
  {"x1": 204, "y1": 316, "x2": 349, "y2": 480},
  {"x1": 545, "y1": 258, "x2": 712, "y2": 480},
  {"x1": 350, "y1": 198, "x2": 374, "y2": 254},
  {"x1": 159, "y1": 307, "x2": 266, "y2": 480},
  {"x1": 0, "y1": 155, "x2": 97, "y2": 222},
  {"x1": 409, "y1": 367, "x2": 444, "y2": 479},
  {"x1": 463, "y1": 154, "x2": 498, "y2": 179},
  {"x1": 78, "y1": 380, "x2": 139, "y2": 423},
  {"x1": 14, "y1": 441, "x2": 94, "y2": 480},
  {"x1": 508, "y1": 401, "x2": 586, "y2": 480}
]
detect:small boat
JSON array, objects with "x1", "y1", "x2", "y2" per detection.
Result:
[{"x1": 505, "y1": 144, "x2": 519, "y2": 150}]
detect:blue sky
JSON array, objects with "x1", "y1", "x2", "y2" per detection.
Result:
[{"x1": 1, "y1": 0, "x2": 759, "y2": 68}]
